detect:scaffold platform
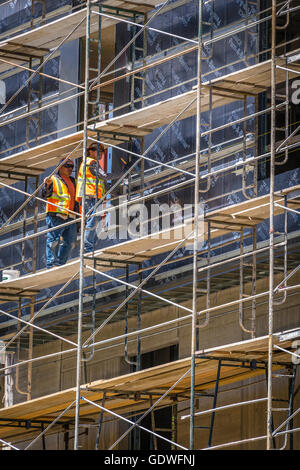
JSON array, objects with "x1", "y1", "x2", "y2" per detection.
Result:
[
  {"x1": 0, "y1": 53, "x2": 299, "y2": 187},
  {"x1": 0, "y1": 1, "x2": 161, "y2": 75},
  {"x1": 0, "y1": 328, "x2": 296, "y2": 443},
  {"x1": 0, "y1": 184, "x2": 299, "y2": 301}
]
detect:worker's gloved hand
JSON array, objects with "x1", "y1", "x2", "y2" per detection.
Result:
[
  {"x1": 121, "y1": 158, "x2": 131, "y2": 173},
  {"x1": 44, "y1": 177, "x2": 52, "y2": 187}
]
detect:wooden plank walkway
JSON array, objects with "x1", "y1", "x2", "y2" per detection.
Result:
[
  {"x1": 0, "y1": 328, "x2": 295, "y2": 441},
  {"x1": 0, "y1": 1, "x2": 160, "y2": 74},
  {"x1": 0, "y1": 55, "x2": 299, "y2": 187},
  {"x1": 0, "y1": 185, "x2": 299, "y2": 300}
]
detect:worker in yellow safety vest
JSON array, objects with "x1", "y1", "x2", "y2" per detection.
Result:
[
  {"x1": 76, "y1": 143, "x2": 127, "y2": 253},
  {"x1": 42, "y1": 158, "x2": 78, "y2": 269}
]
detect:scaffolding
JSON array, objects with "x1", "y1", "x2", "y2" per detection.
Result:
[{"x1": 0, "y1": 0, "x2": 299, "y2": 450}]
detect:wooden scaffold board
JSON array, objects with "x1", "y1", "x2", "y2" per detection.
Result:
[
  {"x1": 0, "y1": 185, "x2": 299, "y2": 300},
  {"x1": 0, "y1": 54, "x2": 299, "y2": 187},
  {"x1": 0, "y1": 328, "x2": 297, "y2": 442},
  {"x1": 0, "y1": 1, "x2": 161, "y2": 74}
]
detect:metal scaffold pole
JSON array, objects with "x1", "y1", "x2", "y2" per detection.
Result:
[
  {"x1": 74, "y1": 0, "x2": 91, "y2": 451},
  {"x1": 190, "y1": 0, "x2": 203, "y2": 450},
  {"x1": 267, "y1": 0, "x2": 276, "y2": 451}
]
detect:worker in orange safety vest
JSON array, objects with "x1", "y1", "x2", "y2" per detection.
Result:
[{"x1": 42, "y1": 158, "x2": 79, "y2": 269}]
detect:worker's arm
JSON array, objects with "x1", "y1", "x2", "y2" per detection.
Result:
[
  {"x1": 88, "y1": 160, "x2": 124, "y2": 182},
  {"x1": 41, "y1": 177, "x2": 53, "y2": 199}
]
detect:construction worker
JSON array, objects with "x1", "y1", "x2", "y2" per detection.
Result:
[
  {"x1": 42, "y1": 158, "x2": 78, "y2": 269},
  {"x1": 76, "y1": 143, "x2": 127, "y2": 253}
]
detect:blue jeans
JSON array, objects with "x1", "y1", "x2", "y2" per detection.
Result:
[
  {"x1": 84, "y1": 198, "x2": 100, "y2": 253},
  {"x1": 46, "y1": 215, "x2": 77, "y2": 269}
]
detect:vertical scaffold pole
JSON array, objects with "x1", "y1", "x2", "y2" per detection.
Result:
[
  {"x1": 74, "y1": 0, "x2": 91, "y2": 450},
  {"x1": 27, "y1": 297, "x2": 35, "y2": 401},
  {"x1": 190, "y1": 0, "x2": 203, "y2": 450},
  {"x1": 267, "y1": 0, "x2": 276, "y2": 451}
]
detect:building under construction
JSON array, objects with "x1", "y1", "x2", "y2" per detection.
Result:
[{"x1": 0, "y1": 0, "x2": 299, "y2": 451}]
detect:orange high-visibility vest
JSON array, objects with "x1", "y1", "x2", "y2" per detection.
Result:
[
  {"x1": 46, "y1": 175, "x2": 71, "y2": 215},
  {"x1": 76, "y1": 157, "x2": 105, "y2": 201}
]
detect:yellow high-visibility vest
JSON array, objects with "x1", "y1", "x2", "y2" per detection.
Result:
[
  {"x1": 76, "y1": 157, "x2": 105, "y2": 201},
  {"x1": 46, "y1": 175, "x2": 71, "y2": 215}
]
